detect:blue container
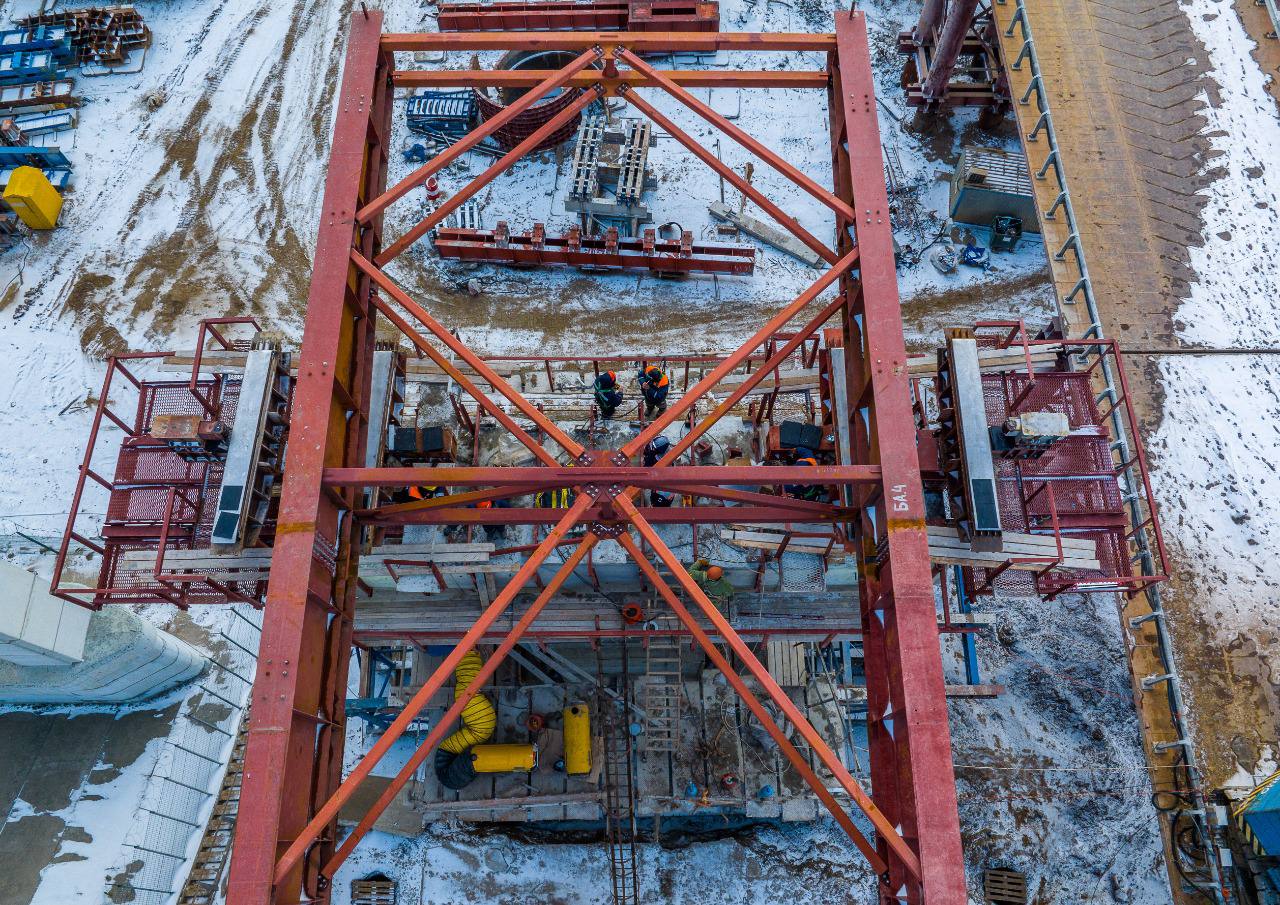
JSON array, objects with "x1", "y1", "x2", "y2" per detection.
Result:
[{"x1": 1244, "y1": 779, "x2": 1280, "y2": 856}]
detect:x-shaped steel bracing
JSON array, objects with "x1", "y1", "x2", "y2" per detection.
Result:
[{"x1": 267, "y1": 31, "x2": 937, "y2": 902}]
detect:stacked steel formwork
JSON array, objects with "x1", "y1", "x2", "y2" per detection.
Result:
[{"x1": 30, "y1": 14, "x2": 967, "y2": 904}]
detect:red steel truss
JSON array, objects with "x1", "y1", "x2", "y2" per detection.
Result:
[{"x1": 217, "y1": 14, "x2": 964, "y2": 904}]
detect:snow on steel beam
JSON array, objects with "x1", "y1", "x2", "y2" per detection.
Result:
[
  {"x1": 830, "y1": 10, "x2": 965, "y2": 902},
  {"x1": 392, "y1": 69, "x2": 830, "y2": 89},
  {"x1": 226, "y1": 12, "x2": 392, "y2": 905},
  {"x1": 379, "y1": 30, "x2": 837, "y2": 52}
]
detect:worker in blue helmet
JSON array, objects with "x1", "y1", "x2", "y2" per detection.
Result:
[{"x1": 642, "y1": 434, "x2": 671, "y2": 467}]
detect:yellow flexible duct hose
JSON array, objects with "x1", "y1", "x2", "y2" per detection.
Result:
[{"x1": 438, "y1": 650, "x2": 496, "y2": 754}]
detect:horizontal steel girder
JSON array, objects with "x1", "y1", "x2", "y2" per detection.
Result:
[
  {"x1": 323, "y1": 465, "x2": 883, "y2": 487},
  {"x1": 379, "y1": 30, "x2": 836, "y2": 52},
  {"x1": 392, "y1": 69, "x2": 830, "y2": 89}
]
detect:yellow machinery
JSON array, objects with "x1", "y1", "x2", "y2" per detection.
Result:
[
  {"x1": 563, "y1": 703, "x2": 592, "y2": 774},
  {"x1": 471, "y1": 743, "x2": 537, "y2": 772},
  {"x1": 439, "y1": 650, "x2": 497, "y2": 755},
  {"x1": 3, "y1": 166, "x2": 63, "y2": 230}
]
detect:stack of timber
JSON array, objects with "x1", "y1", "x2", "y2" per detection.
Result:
[{"x1": 722, "y1": 523, "x2": 1100, "y2": 572}]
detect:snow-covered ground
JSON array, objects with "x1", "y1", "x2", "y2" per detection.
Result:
[
  {"x1": 1141, "y1": 0, "x2": 1280, "y2": 787},
  {"x1": 0, "y1": 0, "x2": 1216, "y2": 902}
]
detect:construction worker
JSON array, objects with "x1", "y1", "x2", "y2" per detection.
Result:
[
  {"x1": 594, "y1": 370, "x2": 624, "y2": 419},
  {"x1": 394, "y1": 484, "x2": 444, "y2": 504},
  {"x1": 534, "y1": 487, "x2": 573, "y2": 508},
  {"x1": 785, "y1": 449, "x2": 823, "y2": 501},
  {"x1": 637, "y1": 365, "x2": 669, "y2": 416},
  {"x1": 687, "y1": 558, "x2": 734, "y2": 611},
  {"x1": 649, "y1": 489, "x2": 675, "y2": 507},
  {"x1": 642, "y1": 434, "x2": 671, "y2": 467}
]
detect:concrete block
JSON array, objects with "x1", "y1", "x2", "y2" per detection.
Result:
[
  {"x1": 0, "y1": 562, "x2": 90, "y2": 666},
  {"x1": 51, "y1": 598, "x2": 90, "y2": 663},
  {"x1": 0, "y1": 565, "x2": 36, "y2": 640}
]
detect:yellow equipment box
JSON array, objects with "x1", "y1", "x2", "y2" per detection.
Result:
[
  {"x1": 563, "y1": 703, "x2": 592, "y2": 774},
  {"x1": 3, "y1": 166, "x2": 63, "y2": 230},
  {"x1": 470, "y1": 743, "x2": 537, "y2": 773}
]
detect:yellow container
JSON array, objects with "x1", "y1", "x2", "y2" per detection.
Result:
[
  {"x1": 3, "y1": 166, "x2": 63, "y2": 230},
  {"x1": 470, "y1": 743, "x2": 537, "y2": 773},
  {"x1": 563, "y1": 703, "x2": 591, "y2": 775}
]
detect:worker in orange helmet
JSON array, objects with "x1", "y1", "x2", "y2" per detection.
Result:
[
  {"x1": 786, "y1": 447, "x2": 823, "y2": 501},
  {"x1": 637, "y1": 365, "x2": 670, "y2": 417},
  {"x1": 687, "y1": 558, "x2": 734, "y2": 611},
  {"x1": 593, "y1": 370, "x2": 624, "y2": 419}
]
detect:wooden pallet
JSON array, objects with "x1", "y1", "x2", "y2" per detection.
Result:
[{"x1": 983, "y1": 867, "x2": 1028, "y2": 904}]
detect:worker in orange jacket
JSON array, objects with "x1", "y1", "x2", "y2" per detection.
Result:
[{"x1": 637, "y1": 365, "x2": 669, "y2": 417}]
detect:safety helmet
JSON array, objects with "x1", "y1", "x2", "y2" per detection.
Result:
[
  {"x1": 796, "y1": 457, "x2": 817, "y2": 467},
  {"x1": 649, "y1": 435, "x2": 670, "y2": 452},
  {"x1": 706, "y1": 565, "x2": 724, "y2": 580},
  {"x1": 600, "y1": 370, "x2": 617, "y2": 387}
]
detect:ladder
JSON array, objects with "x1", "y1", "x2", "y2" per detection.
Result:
[
  {"x1": 642, "y1": 617, "x2": 682, "y2": 756},
  {"x1": 598, "y1": 641, "x2": 639, "y2": 905},
  {"x1": 177, "y1": 709, "x2": 249, "y2": 905}
]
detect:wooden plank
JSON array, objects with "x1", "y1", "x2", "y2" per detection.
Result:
[{"x1": 944, "y1": 684, "x2": 1006, "y2": 698}]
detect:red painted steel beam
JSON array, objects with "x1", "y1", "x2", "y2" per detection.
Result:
[
  {"x1": 392, "y1": 68, "x2": 830, "y2": 89},
  {"x1": 227, "y1": 13, "x2": 392, "y2": 905},
  {"x1": 918, "y1": 0, "x2": 980, "y2": 104},
  {"x1": 359, "y1": 505, "x2": 848, "y2": 525},
  {"x1": 621, "y1": 250, "x2": 858, "y2": 458},
  {"x1": 616, "y1": 48, "x2": 854, "y2": 222},
  {"x1": 353, "y1": 484, "x2": 549, "y2": 519},
  {"x1": 432, "y1": 228, "x2": 755, "y2": 275},
  {"x1": 377, "y1": 86, "x2": 602, "y2": 264},
  {"x1": 357, "y1": 47, "x2": 601, "y2": 223},
  {"x1": 654, "y1": 483, "x2": 845, "y2": 515},
  {"x1": 619, "y1": 86, "x2": 838, "y2": 266},
  {"x1": 832, "y1": 12, "x2": 965, "y2": 902},
  {"x1": 380, "y1": 31, "x2": 836, "y2": 52},
  {"x1": 351, "y1": 252, "x2": 587, "y2": 460},
  {"x1": 439, "y1": 3, "x2": 628, "y2": 31},
  {"x1": 272, "y1": 495, "x2": 594, "y2": 887},
  {"x1": 321, "y1": 534, "x2": 599, "y2": 880},
  {"x1": 614, "y1": 506, "x2": 922, "y2": 880},
  {"x1": 365, "y1": 292, "x2": 561, "y2": 467},
  {"x1": 323, "y1": 465, "x2": 883, "y2": 487}
]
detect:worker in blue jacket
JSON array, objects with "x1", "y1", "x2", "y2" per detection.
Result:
[{"x1": 594, "y1": 370, "x2": 624, "y2": 419}]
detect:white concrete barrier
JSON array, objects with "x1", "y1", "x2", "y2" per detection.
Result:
[{"x1": 0, "y1": 563, "x2": 206, "y2": 703}]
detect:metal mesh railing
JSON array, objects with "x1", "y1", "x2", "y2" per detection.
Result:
[{"x1": 106, "y1": 605, "x2": 262, "y2": 905}]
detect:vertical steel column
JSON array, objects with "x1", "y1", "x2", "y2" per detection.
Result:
[
  {"x1": 226, "y1": 13, "x2": 391, "y2": 905},
  {"x1": 919, "y1": 0, "x2": 980, "y2": 104},
  {"x1": 830, "y1": 11, "x2": 966, "y2": 903}
]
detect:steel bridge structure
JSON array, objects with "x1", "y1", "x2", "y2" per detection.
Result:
[{"x1": 222, "y1": 13, "x2": 967, "y2": 904}]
